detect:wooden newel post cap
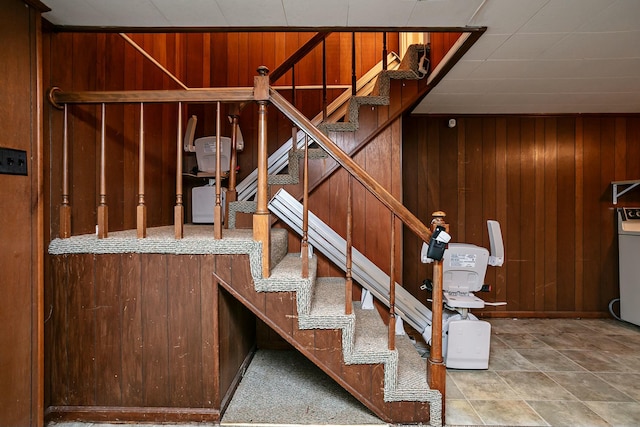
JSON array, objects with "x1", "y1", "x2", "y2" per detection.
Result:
[
  {"x1": 431, "y1": 211, "x2": 448, "y2": 232},
  {"x1": 257, "y1": 66, "x2": 270, "y2": 76}
]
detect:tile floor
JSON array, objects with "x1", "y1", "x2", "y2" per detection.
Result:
[{"x1": 446, "y1": 318, "x2": 640, "y2": 427}]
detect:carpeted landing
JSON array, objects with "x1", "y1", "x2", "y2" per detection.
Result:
[{"x1": 221, "y1": 349, "x2": 388, "y2": 427}]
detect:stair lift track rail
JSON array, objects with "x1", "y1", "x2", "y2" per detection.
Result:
[
  {"x1": 269, "y1": 188, "x2": 433, "y2": 335},
  {"x1": 236, "y1": 53, "x2": 401, "y2": 202}
]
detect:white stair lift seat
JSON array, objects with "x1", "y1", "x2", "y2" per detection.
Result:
[
  {"x1": 421, "y1": 220, "x2": 504, "y2": 369},
  {"x1": 183, "y1": 115, "x2": 232, "y2": 224}
]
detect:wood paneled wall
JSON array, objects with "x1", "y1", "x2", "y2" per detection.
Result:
[
  {"x1": 43, "y1": 31, "x2": 399, "y2": 238},
  {"x1": 403, "y1": 115, "x2": 640, "y2": 317},
  {"x1": 0, "y1": 1, "x2": 45, "y2": 426},
  {"x1": 47, "y1": 253, "x2": 255, "y2": 423}
]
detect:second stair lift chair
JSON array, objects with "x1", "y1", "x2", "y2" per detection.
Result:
[
  {"x1": 421, "y1": 220, "x2": 505, "y2": 369},
  {"x1": 184, "y1": 115, "x2": 236, "y2": 224}
]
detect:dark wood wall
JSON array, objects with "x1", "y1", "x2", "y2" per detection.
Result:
[
  {"x1": 43, "y1": 31, "x2": 399, "y2": 238},
  {"x1": 403, "y1": 115, "x2": 640, "y2": 317},
  {"x1": 0, "y1": 1, "x2": 45, "y2": 426},
  {"x1": 47, "y1": 253, "x2": 255, "y2": 423}
]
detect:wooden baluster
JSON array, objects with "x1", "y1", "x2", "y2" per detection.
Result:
[
  {"x1": 174, "y1": 102, "x2": 184, "y2": 239},
  {"x1": 254, "y1": 66, "x2": 271, "y2": 278},
  {"x1": 428, "y1": 211, "x2": 447, "y2": 415},
  {"x1": 345, "y1": 175, "x2": 353, "y2": 315},
  {"x1": 59, "y1": 104, "x2": 71, "y2": 238},
  {"x1": 301, "y1": 134, "x2": 309, "y2": 278},
  {"x1": 291, "y1": 64, "x2": 296, "y2": 108},
  {"x1": 137, "y1": 103, "x2": 147, "y2": 238},
  {"x1": 382, "y1": 32, "x2": 388, "y2": 70},
  {"x1": 351, "y1": 32, "x2": 357, "y2": 96},
  {"x1": 388, "y1": 214, "x2": 396, "y2": 350},
  {"x1": 322, "y1": 39, "x2": 327, "y2": 121},
  {"x1": 214, "y1": 101, "x2": 222, "y2": 239},
  {"x1": 225, "y1": 107, "x2": 240, "y2": 228},
  {"x1": 97, "y1": 103, "x2": 108, "y2": 239}
]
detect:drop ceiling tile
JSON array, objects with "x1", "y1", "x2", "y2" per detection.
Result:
[
  {"x1": 42, "y1": 0, "x2": 102, "y2": 26},
  {"x1": 85, "y1": 0, "x2": 170, "y2": 27},
  {"x1": 346, "y1": 0, "x2": 416, "y2": 27},
  {"x1": 443, "y1": 60, "x2": 484, "y2": 79},
  {"x1": 462, "y1": 34, "x2": 510, "y2": 60},
  {"x1": 488, "y1": 33, "x2": 567, "y2": 60},
  {"x1": 216, "y1": 0, "x2": 287, "y2": 26},
  {"x1": 283, "y1": 0, "x2": 348, "y2": 26},
  {"x1": 406, "y1": 0, "x2": 484, "y2": 27},
  {"x1": 467, "y1": 59, "x2": 583, "y2": 79},
  {"x1": 578, "y1": 0, "x2": 640, "y2": 32},
  {"x1": 469, "y1": 0, "x2": 548, "y2": 34},
  {"x1": 539, "y1": 31, "x2": 640, "y2": 60},
  {"x1": 152, "y1": 0, "x2": 227, "y2": 26},
  {"x1": 518, "y1": 0, "x2": 615, "y2": 33}
]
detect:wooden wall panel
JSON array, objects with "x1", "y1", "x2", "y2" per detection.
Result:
[
  {"x1": 45, "y1": 31, "x2": 401, "y2": 238},
  {"x1": 47, "y1": 253, "x2": 254, "y2": 421},
  {"x1": 403, "y1": 115, "x2": 640, "y2": 317}
]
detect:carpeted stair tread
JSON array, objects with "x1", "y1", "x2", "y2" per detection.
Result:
[
  {"x1": 352, "y1": 302, "x2": 394, "y2": 360},
  {"x1": 270, "y1": 227, "x2": 289, "y2": 267},
  {"x1": 394, "y1": 334, "x2": 430, "y2": 394},
  {"x1": 320, "y1": 44, "x2": 428, "y2": 134},
  {"x1": 309, "y1": 277, "x2": 348, "y2": 317}
]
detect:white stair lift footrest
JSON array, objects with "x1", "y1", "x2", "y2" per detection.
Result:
[{"x1": 445, "y1": 319, "x2": 491, "y2": 370}]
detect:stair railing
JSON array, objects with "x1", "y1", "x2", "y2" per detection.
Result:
[
  {"x1": 267, "y1": 81, "x2": 446, "y2": 397},
  {"x1": 48, "y1": 86, "x2": 255, "y2": 240}
]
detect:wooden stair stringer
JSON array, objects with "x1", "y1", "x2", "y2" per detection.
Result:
[{"x1": 215, "y1": 253, "x2": 442, "y2": 426}]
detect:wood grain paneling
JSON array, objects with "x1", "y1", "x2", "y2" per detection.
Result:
[
  {"x1": 47, "y1": 253, "x2": 255, "y2": 423},
  {"x1": 403, "y1": 115, "x2": 640, "y2": 317}
]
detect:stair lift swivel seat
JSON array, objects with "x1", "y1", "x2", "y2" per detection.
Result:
[
  {"x1": 184, "y1": 115, "x2": 236, "y2": 224},
  {"x1": 421, "y1": 220, "x2": 504, "y2": 369}
]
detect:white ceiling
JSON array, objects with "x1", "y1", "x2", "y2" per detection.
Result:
[{"x1": 40, "y1": 0, "x2": 640, "y2": 115}]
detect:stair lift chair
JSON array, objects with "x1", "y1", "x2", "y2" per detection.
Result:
[
  {"x1": 420, "y1": 220, "x2": 504, "y2": 369},
  {"x1": 184, "y1": 115, "x2": 241, "y2": 224}
]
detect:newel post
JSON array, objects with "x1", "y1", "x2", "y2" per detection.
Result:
[
  {"x1": 254, "y1": 66, "x2": 271, "y2": 278},
  {"x1": 428, "y1": 211, "x2": 448, "y2": 418}
]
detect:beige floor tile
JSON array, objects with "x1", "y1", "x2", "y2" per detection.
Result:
[
  {"x1": 471, "y1": 400, "x2": 548, "y2": 426},
  {"x1": 447, "y1": 371, "x2": 517, "y2": 400},
  {"x1": 585, "y1": 401, "x2": 640, "y2": 427},
  {"x1": 494, "y1": 332, "x2": 550, "y2": 349},
  {"x1": 488, "y1": 347, "x2": 538, "y2": 371},
  {"x1": 446, "y1": 372, "x2": 466, "y2": 399},
  {"x1": 496, "y1": 371, "x2": 576, "y2": 401},
  {"x1": 560, "y1": 349, "x2": 634, "y2": 373},
  {"x1": 546, "y1": 371, "x2": 634, "y2": 402},
  {"x1": 528, "y1": 400, "x2": 609, "y2": 426},
  {"x1": 516, "y1": 348, "x2": 586, "y2": 372},
  {"x1": 445, "y1": 399, "x2": 483, "y2": 426},
  {"x1": 595, "y1": 372, "x2": 640, "y2": 401},
  {"x1": 531, "y1": 332, "x2": 590, "y2": 350}
]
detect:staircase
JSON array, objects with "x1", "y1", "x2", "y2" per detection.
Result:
[
  {"x1": 220, "y1": 44, "x2": 442, "y2": 425},
  {"x1": 216, "y1": 228, "x2": 442, "y2": 425}
]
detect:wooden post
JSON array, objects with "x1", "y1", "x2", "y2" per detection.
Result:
[
  {"x1": 345, "y1": 175, "x2": 353, "y2": 315},
  {"x1": 59, "y1": 104, "x2": 71, "y2": 238},
  {"x1": 137, "y1": 103, "x2": 147, "y2": 238},
  {"x1": 253, "y1": 66, "x2": 271, "y2": 278},
  {"x1": 214, "y1": 101, "x2": 223, "y2": 239},
  {"x1": 301, "y1": 134, "x2": 309, "y2": 278},
  {"x1": 428, "y1": 210, "x2": 448, "y2": 419},
  {"x1": 97, "y1": 103, "x2": 108, "y2": 239},
  {"x1": 225, "y1": 107, "x2": 240, "y2": 228},
  {"x1": 174, "y1": 102, "x2": 184, "y2": 239},
  {"x1": 388, "y1": 214, "x2": 396, "y2": 350}
]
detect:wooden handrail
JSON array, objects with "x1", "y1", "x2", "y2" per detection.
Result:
[
  {"x1": 48, "y1": 87, "x2": 254, "y2": 106},
  {"x1": 269, "y1": 88, "x2": 433, "y2": 244},
  {"x1": 269, "y1": 31, "x2": 331, "y2": 84}
]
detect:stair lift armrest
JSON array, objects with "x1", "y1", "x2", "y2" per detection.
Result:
[
  {"x1": 184, "y1": 115, "x2": 197, "y2": 152},
  {"x1": 487, "y1": 220, "x2": 504, "y2": 267}
]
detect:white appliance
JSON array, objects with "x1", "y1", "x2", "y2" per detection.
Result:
[
  {"x1": 618, "y1": 207, "x2": 640, "y2": 326},
  {"x1": 421, "y1": 220, "x2": 504, "y2": 369}
]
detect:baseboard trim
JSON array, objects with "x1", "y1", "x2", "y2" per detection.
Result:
[
  {"x1": 44, "y1": 405, "x2": 221, "y2": 424},
  {"x1": 476, "y1": 310, "x2": 610, "y2": 319}
]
